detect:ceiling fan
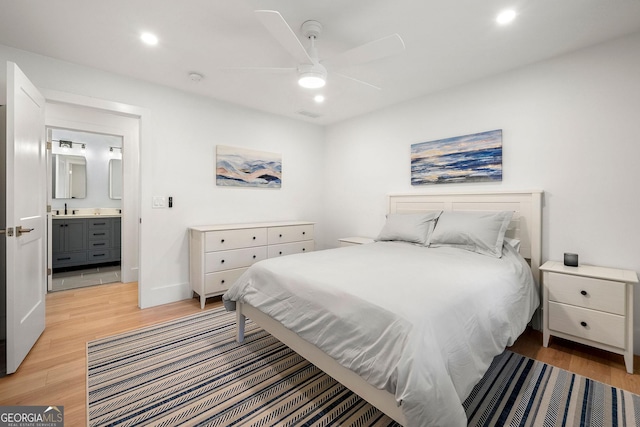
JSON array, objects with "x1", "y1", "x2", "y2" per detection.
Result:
[{"x1": 249, "y1": 10, "x2": 405, "y2": 90}]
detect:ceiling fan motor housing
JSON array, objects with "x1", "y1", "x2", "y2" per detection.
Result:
[{"x1": 301, "y1": 20, "x2": 323, "y2": 39}]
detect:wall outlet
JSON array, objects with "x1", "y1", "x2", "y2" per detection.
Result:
[{"x1": 152, "y1": 196, "x2": 166, "y2": 208}]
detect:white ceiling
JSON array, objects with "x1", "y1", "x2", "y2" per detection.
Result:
[{"x1": 1, "y1": 0, "x2": 640, "y2": 125}]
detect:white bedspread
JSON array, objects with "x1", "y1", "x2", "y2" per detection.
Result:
[{"x1": 223, "y1": 241, "x2": 539, "y2": 427}]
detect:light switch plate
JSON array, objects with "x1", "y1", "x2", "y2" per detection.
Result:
[{"x1": 152, "y1": 196, "x2": 166, "y2": 208}]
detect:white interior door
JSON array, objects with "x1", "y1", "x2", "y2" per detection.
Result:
[{"x1": 4, "y1": 61, "x2": 46, "y2": 374}]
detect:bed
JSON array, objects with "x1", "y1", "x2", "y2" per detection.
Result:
[{"x1": 223, "y1": 191, "x2": 542, "y2": 427}]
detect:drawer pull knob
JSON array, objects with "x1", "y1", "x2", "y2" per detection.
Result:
[
  {"x1": 279, "y1": 251, "x2": 282, "y2": 255},
  {"x1": 221, "y1": 260, "x2": 225, "y2": 264},
  {"x1": 221, "y1": 280, "x2": 225, "y2": 284},
  {"x1": 221, "y1": 239, "x2": 225, "y2": 243},
  {"x1": 302, "y1": 248, "x2": 306, "y2": 251},
  {"x1": 253, "y1": 255, "x2": 256, "y2": 259},
  {"x1": 580, "y1": 290, "x2": 587, "y2": 296},
  {"x1": 580, "y1": 321, "x2": 588, "y2": 328},
  {"x1": 279, "y1": 234, "x2": 283, "y2": 238},
  {"x1": 253, "y1": 236, "x2": 256, "y2": 240},
  {"x1": 302, "y1": 231, "x2": 306, "y2": 235}
]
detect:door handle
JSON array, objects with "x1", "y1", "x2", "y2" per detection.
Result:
[{"x1": 16, "y1": 226, "x2": 34, "y2": 236}]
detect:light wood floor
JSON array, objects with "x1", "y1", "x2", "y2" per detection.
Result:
[
  {"x1": 1, "y1": 282, "x2": 639, "y2": 426},
  {"x1": 0, "y1": 281, "x2": 222, "y2": 426}
]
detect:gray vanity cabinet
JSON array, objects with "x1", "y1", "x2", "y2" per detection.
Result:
[
  {"x1": 52, "y1": 219, "x2": 88, "y2": 266},
  {"x1": 52, "y1": 217, "x2": 121, "y2": 269},
  {"x1": 112, "y1": 218, "x2": 121, "y2": 259}
]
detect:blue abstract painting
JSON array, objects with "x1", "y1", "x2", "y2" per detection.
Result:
[
  {"x1": 411, "y1": 129, "x2": 502, "y2": 185},
  {"x1": 216, "y1": 145, "x2": 282, "y2": 188}
]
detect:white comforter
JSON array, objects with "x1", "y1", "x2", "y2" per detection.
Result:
[{"x1": 223, "y1": 241, "x2": 539, "y2": 427}]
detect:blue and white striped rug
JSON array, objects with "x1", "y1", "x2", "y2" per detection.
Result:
[{"x1": 87, "y1": 307, "x2": 640, "y2": 426}]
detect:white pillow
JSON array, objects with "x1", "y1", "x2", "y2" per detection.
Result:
[
  {"x1": 504, "y1": 237, "x2": 521, "y2": 252},
  {"x1": 375, "y1": 211, "x2": 442, "y2": 245},
  {"x1": 428, "y1": 211, "x2": 514, "y2": 258}
]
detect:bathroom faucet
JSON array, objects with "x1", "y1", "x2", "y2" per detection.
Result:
[{"x1": 64, "y1": 203, "x2": 67, "y2": 215}]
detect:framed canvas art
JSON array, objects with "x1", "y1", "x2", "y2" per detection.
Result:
[
  {"x1": 216, "y1": 145, "x2": 282, "y2": 188},
  {"x1": 411, "y1": 129, "x2": 502, "y2": 185}
]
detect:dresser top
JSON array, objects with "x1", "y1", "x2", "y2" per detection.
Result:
[
  {"x1": 541, "y1": 260, "x2": 639, "y2": 283},
  {"x1": 189, "y1": 220, "x2": 314, "y2": 232}
]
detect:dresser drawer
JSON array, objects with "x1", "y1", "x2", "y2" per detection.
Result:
[
  {"x1": 546, "y1": 272, "x2": 625, "y2": 315},
  {"x1": 205, "y1": 228, "x2": 267, "y2": 251},
  {"x1": 204, "y1": 268, "x2": 248, "y2": 294},
  {"x1": 268, "y1": 240, "x2": 314, "y2": 258},
  {"x1": 268, "y1": 224, "x2": 314, "y2": 245},
  {"x1": 548, "y1": 301, "x2": 625, "y2": 348},
  {"x1": 205, "y1": 246, "x2": 267, "y2": 273}
]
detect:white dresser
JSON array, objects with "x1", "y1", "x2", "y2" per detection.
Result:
[
  {"x1": 541, "y1": 260, "x2": 638, "y2": 374},
  {"x1": 189, "y1": 221, "x2": 315, "y2": 308}
]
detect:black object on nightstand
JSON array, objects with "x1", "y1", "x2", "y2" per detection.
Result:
[{"x1": 564, "y1": 252, "x2": 578, "y2": 267}]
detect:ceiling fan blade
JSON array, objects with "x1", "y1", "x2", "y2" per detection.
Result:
[
  {"x1": 322, "y1": 34, "x2": 405, "y2": 70},
  {"x1": 255, "y1": 10, "x2": 313, "y2": 65},
  {"x1": 334, "y1": 72, "x2": 382, "y2": 90}
]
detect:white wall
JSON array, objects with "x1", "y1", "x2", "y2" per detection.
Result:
[
  {"x1": 322, "y1": 32, "x2": 640, "y2": 350},
  {"x1": 0, "y1": 44, "x2": 325, "y2": 308}
]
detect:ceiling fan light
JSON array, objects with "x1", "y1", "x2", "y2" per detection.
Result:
[{"x1": 298, "y1": 72, "x2": 326, "y2": 89}]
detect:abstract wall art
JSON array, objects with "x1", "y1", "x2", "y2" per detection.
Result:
[
  {"x1": 216, "y1": 145, "x2": 282, "y2": 188},
  {"x1": 411, "y1": 129, "x2": 503, "y2": 185}
]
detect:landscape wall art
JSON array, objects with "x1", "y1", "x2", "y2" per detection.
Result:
[
  {"x1": 216, "y1": 145, "x2": 282, "y2": 188},
  {"x1": 411, "y1": 129, "x2": 503, "y2": 185}
]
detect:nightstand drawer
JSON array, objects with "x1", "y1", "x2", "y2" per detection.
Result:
[
  {"x1": 546, "y1": 272, "x2": 625, "y2": 315},
  {"x1": 548, "y1": 301, "x2": 625, "y2": 348}
]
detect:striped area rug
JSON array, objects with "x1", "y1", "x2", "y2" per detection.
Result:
[{"x1": 87, "y1": 307, "x2": 640, "y2": 426}]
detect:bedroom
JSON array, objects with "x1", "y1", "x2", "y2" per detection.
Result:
[{"x1": 1, "y1": 0, "x2": 640, "y2": 425}]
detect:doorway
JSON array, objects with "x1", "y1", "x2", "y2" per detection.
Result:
[
  {"x1": 44, "y1": 99, "x2": 141, "y2": 293},
  {"x1": 49, "y1": 128, "x2": 123, "y2": 291}
]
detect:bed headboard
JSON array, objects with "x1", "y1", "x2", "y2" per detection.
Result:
[{"x1": 388, "y1": 190, "x2": 543, "y2": 283}]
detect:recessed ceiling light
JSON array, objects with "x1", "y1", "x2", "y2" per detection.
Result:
[
  {"x1": 496, "y1": 9, "x2": 517, "y2": 25},
  {"x1": 314, "y1": 95, "x2": 325, "y2": 103},
  {"x1": 140, "y1": 32, "x2": 159, "y2": 45}
]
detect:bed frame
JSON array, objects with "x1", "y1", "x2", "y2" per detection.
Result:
[{"x1": 235, "y1": 190, "x2": 543, "y2": 425}]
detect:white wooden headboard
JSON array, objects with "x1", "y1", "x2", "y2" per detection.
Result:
[{"x1": 388, "y1": 190, "x2": 543, "y2": 283}]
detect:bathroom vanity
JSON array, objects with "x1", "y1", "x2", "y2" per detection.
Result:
[{"x1": 52, "y1": 215, "x2": 121, "y2": 269}]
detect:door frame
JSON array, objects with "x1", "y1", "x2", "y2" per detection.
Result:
[{"x1": 42, "y1": 89, "x2": 149, "y2": 305}]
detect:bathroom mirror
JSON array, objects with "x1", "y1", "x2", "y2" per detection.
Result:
[
  {"x1": 109, "y1": 158, "x2": 122, "y2": 200},
  {"x1": 52, "y1": 154, "x2": 87, "y2": 199}
]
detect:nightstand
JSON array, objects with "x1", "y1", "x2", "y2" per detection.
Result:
[
  {"x1": 338, "y1": 236, "x2": 375, "y2": 247},
  {"x1": 541, "y1": 260, "x2": 639, "y2": 374}
]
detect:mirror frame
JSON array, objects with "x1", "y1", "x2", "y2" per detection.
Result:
[{"x1": 109, "y1": 158, "x2": 123, "y2": 200}]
